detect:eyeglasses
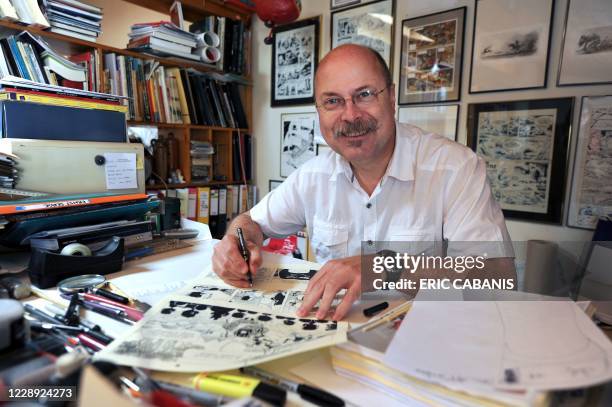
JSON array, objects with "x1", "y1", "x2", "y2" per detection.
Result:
[{"x1": 316, "y1": 85, "x2": 390, "y2": 112}]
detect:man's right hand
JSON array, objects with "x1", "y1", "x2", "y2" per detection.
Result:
[{"x1": 212, "y1": 234, "x2": 262, "y2": 288}]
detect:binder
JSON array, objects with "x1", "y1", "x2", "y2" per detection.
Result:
[
  {"x1": 196, "y1": 186, "x2": 210, "y2": 224},
  {"x1": 209, "y1": 187, "x2": 220, "y2": 238},
  {"x1": 0, "y1": 100, "x2": 127, "y2": 142},
  {"x1": 187, "y1": 187, "x2": 197, "y2": 220},
  {"x1": 218, "y1": 186, "x2": 227, "y2": 236}
]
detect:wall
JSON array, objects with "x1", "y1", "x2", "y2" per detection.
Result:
[
  {"x1": 88, "y1": 0, "x2": 168, "y2": 48},
  {"x1": 251, "y1": 0, "x2": 612, "y2": 247}
]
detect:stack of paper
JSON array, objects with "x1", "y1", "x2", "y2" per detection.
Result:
[
  {"x1": 329, "y1": 291, "x2": 612, "y2": 406},
  {"x1": 127, "y1": 21, "x2": 198, "y2": 61},
  {"x1": 43, "y1": 0, "x2": 103, "y2": 42}
]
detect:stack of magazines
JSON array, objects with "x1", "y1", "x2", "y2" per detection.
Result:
[
  {"x1": 127, "y1": 21, "x2": 198, "y2": 61},
  {"x1": 42, "y1": 0, "x2": 103, "y2": 42}
]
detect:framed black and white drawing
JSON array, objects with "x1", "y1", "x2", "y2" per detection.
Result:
[
  {"x1": 330, "y1": 0, "x2": 360, "y2": 10},
  {"x1": 398, "y1": 7, "x2": 466, "y2": 105},
  {"x1": 558, "y1": 0, "x2": 612, "y2": 86},
  {"x1": 280, "y1": 112, "x2": 317, "y2": 177},
  {"x1": 469, "y1": 0, "x2": 555, "y2": 93},
  {"x1": 269, "y1": 179, "x2": 283, "y2": 193},
  {"x1": 271, "y1": 17, "x2": 321, "y2": 107},
  {"x1": 467, "y1": 98, "x2": 574, "y2": 223},
  {"x1": 331, "y1": 0, "x2": 395, "y2": 69},
  {"x1": 316, "y1": 144, "x2": 333, "y2": 156},
  {"x1": 398, "y1": 105, "x2": 459, "y2": 141},
  {"x1": 567, "y1": 96, "x2": 612, "y2": 229}
]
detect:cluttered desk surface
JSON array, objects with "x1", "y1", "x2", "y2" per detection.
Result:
[{"x1": 6, "y1": 230, "x2": 612, "y2": 407}]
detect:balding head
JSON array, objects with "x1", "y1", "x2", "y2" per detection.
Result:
[{"x1": 315, "y1": 45, "x2": 392, "y2": 96}]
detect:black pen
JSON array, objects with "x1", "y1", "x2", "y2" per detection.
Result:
[
  {"x1": 241, "y1": 366, "x2": 344, "y2": 407},
  {"x1": 236, "y1": 227, "x2": 253, "y2": 287}
]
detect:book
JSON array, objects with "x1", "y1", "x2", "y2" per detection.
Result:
[
  {"x1": 0, "y1": 88, "x2": 127, "y2": 113},
  {"x1": 0, "y1": 0, "x2": 18, "y2": 20},
  {"x1": 0, "y1": 192, "x2": 148, "y2": 215},
  {"x1": 196, "y1": 186, "x2": 210, "y2": 224}
]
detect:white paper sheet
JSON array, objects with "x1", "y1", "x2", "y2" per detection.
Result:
[
  {"x1": 95, "y1": 256, "x2": 348, "y2": 372},
  {"x1": 383, "y1": 293, "x2": 612, "y2": 391},
  {"x1": 103, "y1": 152, "x2": 137, "y2": 189}
]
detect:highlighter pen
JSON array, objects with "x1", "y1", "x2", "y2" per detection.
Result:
[
  {"x1": 241, "y1": 366, "x2": 345, "y2": 407},
  {"x1": 192, "y1": 373, "x2": 286, "y2": 406},
  {"x1": 236, "y1": 227, "x2": 253, "y2": 287}
]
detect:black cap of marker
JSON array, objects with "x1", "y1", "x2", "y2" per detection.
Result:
[{"x1": 253, "y1": 381, "x2": 287, "y2": 406}]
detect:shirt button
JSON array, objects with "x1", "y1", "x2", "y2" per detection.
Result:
[
  {"x1": 367, "y1": 240, "x2": 373, "y2": 246},
  {"x1": 366, "y1": 203, "x2": 372, "y2": 209}
]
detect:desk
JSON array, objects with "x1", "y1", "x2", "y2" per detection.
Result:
[
  {"x1": 27, "y1": 236, "x2": 406, "y2": 406},
  {"x1": 25, "y1": 238, "x2": 612, "y2": 407}
]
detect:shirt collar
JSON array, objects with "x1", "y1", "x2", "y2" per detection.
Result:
[{"x1": 329, "y1": 121, "x2": 415, "y2": 183}]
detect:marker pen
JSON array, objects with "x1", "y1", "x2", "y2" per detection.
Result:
[{"x1": 192, "y1": 373, "x2": 286, "y2": 406}]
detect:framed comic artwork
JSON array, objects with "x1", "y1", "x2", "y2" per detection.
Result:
[
  {"x1": 467, "y1": 98, "x2": 573, "y2": 223},
  {"x1": 398, "y1": 104, "x2": 459, "y2": 141},
  {"x1": 280, "y1": 112, "x2": 317, "y2": 177},
  {"x1": 558, "y1": 0, "x2": 612, "y2": 86},
  {"x1": 469, "y1": 0, "x2": 555, "y2": 93},
  {"x1": 330, "y1": 0, "x2": 360, "y2": 10},
  {"x1": 331, "y1": 0, "x2": 395, "y2": 70},
  {"x1": 271, "y1": 17, "x2": 321, "y2": 107},
  {"x1": 269, "y1": 179, "x2": 283, "y2": 193},
  {"x1": 398, "y1": 7, "x2": 466, "y2": 105},
  {"x1": 567, "y1": 96, "x2": 612, "y2": 229}
]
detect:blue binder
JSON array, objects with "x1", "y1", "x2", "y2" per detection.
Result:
[{"x1": 0, "y1": 100, "x2": 126, "y2": 142}]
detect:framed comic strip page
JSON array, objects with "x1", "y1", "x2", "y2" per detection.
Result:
[
  {"x1": 558, "y1": 0, "x2": 612, "y2": 86},
  {"x1": 271, "y1": 17, "x2": 321, "y2": 107},
  {"x1": 398, "y1": 7, "x2": 465, "y2": 105},
  {"x1": 331, "y1": 0, "x2": 395, "y2": 70},
  {"x1": 467, "y1": 98, "x2": 573, "y2": 223},
  {"x1": 469, "y1": 0, "x2": 555, "y2": 93},
  {"x1": 568, "y1": 96, "x2": 612, "y2": 229},
  {"x1": 398, "y1": 105, "x2": 459, "y2": 141},
  {"x1": 280, "y1": 112, "x2": 317, "y2": 177}
]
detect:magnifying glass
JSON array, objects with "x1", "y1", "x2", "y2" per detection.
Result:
[
  {"x1": 57, "y1": 274, "x2": 130, "y2": 305},
  {"x1": 58, "y1": 274, "x2": 106, "y2": 294}
]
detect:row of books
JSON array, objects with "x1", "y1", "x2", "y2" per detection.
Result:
[
  {"x1": 164, "y1": 184, "x2": 257, "y2": 239},
  {"x1": 190, "y1": 16, "x2": 250, "y2": 76},
  {"x1": 103, "y1": 52, "x2": 248, "y2": 127},
  {"x1": 0, "y1": 31, "x2": 93, "y2": 90}
]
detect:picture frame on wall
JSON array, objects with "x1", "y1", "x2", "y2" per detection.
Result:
[
  {"x1": 269, "y1": 179, "x2": 283, "y2": 192},
  {"x1": 330, "y1": 0, "x2": 360, "y2": 10},
  {"x1": 558, "y1": 0, "x2": 612, "y2": 86},
  {"x1": 398, "y1": 7, "x2": 466, "y2": 105},
  {"x1": 316, "y1": 144, "x2": 333, "y2": 156},
  {"x1": 567, "y1": 96, "x2": 612, "y2": 229},
  {"x1": 469, "y1": 0, "x2": 555, "y2": 94},
  {"x1": 271, "y1": 17, "x2": 321, "y2": 107},
  {"x1": 280, "y1": 112, "x2": 317, "y2": 177},
  {"x1": 467, "y1": 98, "x2": 574, "y2": 224},
  {"x1": 331, "y1": 0, "x2": 395, "y2": 70},
  {"x1": 398, "y1": 105, "x2": 459, "y2": 141}
]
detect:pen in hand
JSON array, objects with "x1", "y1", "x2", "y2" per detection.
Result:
[{"x1": 236, "y1": 227, "x2": 253, "y2": 287}]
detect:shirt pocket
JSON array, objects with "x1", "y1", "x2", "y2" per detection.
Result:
[
  {"x1": 311, "y1": 219, "x2": 349, "y2": 262},
  {"x1": 386, "y1": 226, "x2": 438, "y2": 255}
]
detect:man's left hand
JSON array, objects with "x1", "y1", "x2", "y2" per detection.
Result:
[{"x1": 296, "y1": 255, "x2": 362, "y2": 320}]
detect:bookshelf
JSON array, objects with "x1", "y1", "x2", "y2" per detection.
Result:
[{"x1": 0, "y1": 0, "x2": 254, "y2": 189}]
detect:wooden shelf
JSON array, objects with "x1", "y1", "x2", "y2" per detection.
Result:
[
  {"x1": 147, "y1": 180, "x2": 248, "y2": 189},
  {"x1": 0, "y1": 20, "x2": 252, "y2": 84},
  {"x1": 127, "y1": 120, "x2": 249, "y2": 132}
]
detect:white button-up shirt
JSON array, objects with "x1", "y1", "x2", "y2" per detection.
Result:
[{"x1": 250, "y1": 122, "x2": 512, "y2": 263}]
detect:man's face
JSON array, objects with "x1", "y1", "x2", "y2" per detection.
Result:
[{"x1": 315, "y1": 49, "x2": 396, "y2": 167}]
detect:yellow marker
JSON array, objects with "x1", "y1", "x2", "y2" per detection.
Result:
[{"x1": 192, "y1": 373, "x2": 286, "y2": 405}]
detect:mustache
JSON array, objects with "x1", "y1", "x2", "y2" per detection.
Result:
[{"x1": 333, "y1": 118, "x2": 378, "y2": 138}]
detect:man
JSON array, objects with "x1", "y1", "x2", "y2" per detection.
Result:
[{"x1": 212, "y1": 44, "x2": 513, "y2": 320}]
